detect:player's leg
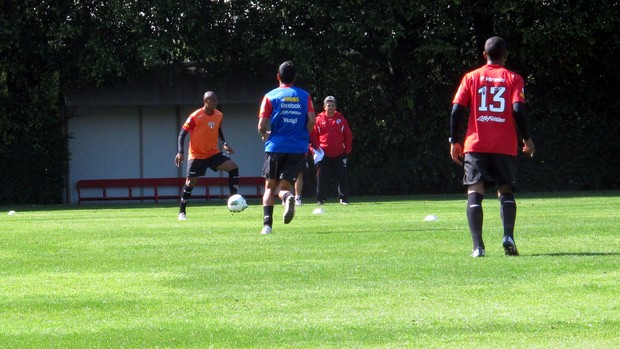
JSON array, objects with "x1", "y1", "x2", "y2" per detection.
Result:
[
  {"x1": 498, "y1": 186, "x2": 516, "y2": 240},
  {"x1": 261, "y1": 178, "x2": 277, "y2": 234},
  {"x1": 494, "y1": 155, "x2": 519, "y2": 256},
  {"x1": 498, "y1": 187, "x2": 518, "y2": 255},
  {"x1": 463, "y1": 153, "x2": 488, "y2": 257},
  {"x1": 315, "y1": 161, "x2": 324, "y2": 204},
  {"x1": 278, "y1": 178, "x2": 296, "y2": 224},
  {"x1": 260, "y1": 153, "x2": 278, "y2": 234},
  {"x1": 279, "y1": 153, "x2": 304, "y2": 224},
  {"x1": 278, "y1": 178, "x2": 294, "y2": 200},
  {"x1": 179, "y1": 176, "x2": 199, "y2": 220},
  {"x1": 315, "y1": 157, "x2": 332, "y2": 204},
  {"x1": 294, "y1": 153, "x2": 308, "y2": 206},
  {"x1": 179, "y1": 158, "x2": 206, "y2": 220},
  {"x1": 335, "y1": 155, "x2": 350, "y2": 205},
  {"x1": 218, "y1": 161, "x2": 239, "y2": 196},
  {"x1": 294, "y1": 172, "x2": 303, "y2": 206},
  {"x1": 212, "y1": 154, "x2": 239, "y2": 196},
  {"x1": 467, "y1": 182, "x2": 485, "y2": 256}
]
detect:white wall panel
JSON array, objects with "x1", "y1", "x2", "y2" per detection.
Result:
[{"x1": 67, "y1": 101, "x2": 269, "y2": 203}]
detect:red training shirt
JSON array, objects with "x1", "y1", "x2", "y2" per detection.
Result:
[
  {"x1": 311, "y1": 111, "x2": 353, "y2": 157},
  {"x1": 452, "y1": 64, "x2": 525, "y2": 156}
]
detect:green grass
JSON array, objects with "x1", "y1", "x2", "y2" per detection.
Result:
[{"x1": 1, "y1": 192, "x2": 619, "y2": 348}]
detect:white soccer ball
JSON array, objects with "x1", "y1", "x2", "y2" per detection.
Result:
[{"x1": 227, "y1": 194, "x2": 248, "y2": 212}]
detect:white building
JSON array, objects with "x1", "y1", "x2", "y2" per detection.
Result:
[{"x1": 64, "y1": 68, "x2": 274, "y2": 203}]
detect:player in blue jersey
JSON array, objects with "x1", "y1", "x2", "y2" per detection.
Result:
[{"x1": 258, "y1": 61, "x2": 316, "y2": 235}]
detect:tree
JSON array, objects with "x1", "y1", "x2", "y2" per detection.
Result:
[
  {"x1": 1, "y1": 1, "x2": 69, "y2": 203},
  {"x1": 2, "y1": 0, "x2": 619, "y2": 204}
]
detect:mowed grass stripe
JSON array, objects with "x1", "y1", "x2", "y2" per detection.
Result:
[{"x1": 0, "y1": 192, "x2": 618, "y2": 348}]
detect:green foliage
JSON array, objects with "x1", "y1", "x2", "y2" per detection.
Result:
[
  {"x1": 0, "y1": 1, "x2": 69, "y2": 203},
  {"x1": 1, "y1": 194, "x2": 619, "y2": 347},
  {"x1": 514, "y1": 1, "x2": 620, "y2": 190},
  {"x1": 1, "y1": 0, "x2": 619, "y2": 203}
]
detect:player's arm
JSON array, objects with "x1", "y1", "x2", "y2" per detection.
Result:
[
  {"x1": 449, "y1": 103, "x2": 465, "y2": 165},
  {"x1": 513, "y1": 102, "x2": 535, "y2": 157},
  {"x1": 218, "y1": 127, "x2": 233, "y2": 154},
  {"x1": 306, "y1": 95, "x2": 316, "y2": 133},
  {"x1": 258, "y1": 117, "x2": 270, "y2": 142},
  {"x1": 175, "y1": 128, "x2": 188, "y2": 167},
  {"x1": 309, "y1": 123, "x2": 320, "y2": 150},
  {"x1": 258, "y1": 97, "x2": 272, "y2": 141},
  {"x1": 343, "y1": 119, "x2": 353, "y2": 155},
  {"x1": 513, "y1": 102, "x2": 530, "y2": 140},
  {"x1": 306, "y1": 111, "x2": 316, "y2": 133},
  {"x1": 449, "y1": 103, "x2": 465, "y2": 144}
]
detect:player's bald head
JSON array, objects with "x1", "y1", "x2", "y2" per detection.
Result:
[{"x1": 203, "y1": 91, "x2": 217, "y2": 101}]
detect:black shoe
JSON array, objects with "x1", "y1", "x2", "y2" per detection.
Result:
[
  {"x1": 503, "y1": 236, "x2": 519, "y2": 256},
  {"x1": 283, "y1": 195, "x2": 295, "y2": 224},
  {"x1": 471, "y1": 247, "x2": 486, "y2": 258}
]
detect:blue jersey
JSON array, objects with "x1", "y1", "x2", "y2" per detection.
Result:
[{"x1": 259, "y1": 86, "x2": 314, "y2": 153}]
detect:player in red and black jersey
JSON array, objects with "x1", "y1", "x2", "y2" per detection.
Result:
[{"x1": 449, "y1": 37, "x2": 535, "y2": 257}]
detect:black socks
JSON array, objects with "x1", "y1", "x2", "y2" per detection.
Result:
[
  {"x1": 229, "y1": 168, "x2": 239, "y2": 195},
  {"x1": 499, "y1": 193, "x2": 516, "y2": 239},
  {"x1": 263, "y1": 205, "x2": 274, "y2": 227},
  {"x1": 467, "y1": 192, "x2": 485, "y2": 250},
  {"x1": 180, "y1": 185, "x2": 193, "y2": 213}
]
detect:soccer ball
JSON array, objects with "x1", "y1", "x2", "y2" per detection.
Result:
[{"x1": 227, "y1": 194, "x2": 248, "y2": 212}]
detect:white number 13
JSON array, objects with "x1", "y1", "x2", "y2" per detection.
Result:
[{"x1": 477, "y1": 86, "x2": 506, "y2": 112}]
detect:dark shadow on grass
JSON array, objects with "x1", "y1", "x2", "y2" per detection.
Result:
[
  {"x1": 518, "y1": 190, "x2": 620, "y2": 199},
  {"x1": 5, "y1": 190, "x2": 618, "y2": 212},
  {"x1": 527, "y1": 252, "x2": 619, "y2": 257},
  {"x1": 0, "y1": 200, "x2": 225, "y2": 212}
]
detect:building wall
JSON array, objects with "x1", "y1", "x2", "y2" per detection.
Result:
[{"x1": 67, "y1": 102, "x2": 265, "y2": 203}]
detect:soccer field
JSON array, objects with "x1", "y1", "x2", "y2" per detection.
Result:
[{"x1": 1, "y1": 192, "x2": 619, "y2": 348}]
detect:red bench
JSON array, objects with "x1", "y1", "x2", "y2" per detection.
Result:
[{"x1": 76, "y1": 177, "x2": 264, "y2": 203}]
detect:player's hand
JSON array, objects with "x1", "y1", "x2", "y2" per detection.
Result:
[
  {"x1": 175, "y1": 153, "x2": 183, "y2": 167},
  {"x1": 450, "y1": 143, "x2": 464, "y2": 166},
  {"x1": 261, "y1": 130, "x2": 271, "y2": 142},
  {"x1": 223, "y1": 143, "x2": 234, "y2": 154},
  {"x1": 522, "y1": 138, "x2": 535, "y2": 157}
]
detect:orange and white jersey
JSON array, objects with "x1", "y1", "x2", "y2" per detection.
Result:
[{"x1": 182, "y1": 108, "x2": 223, "y2": 159}]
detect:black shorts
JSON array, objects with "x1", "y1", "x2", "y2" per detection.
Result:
[
  {"x1": 262, "y1": 152, "x2": 306, "y2": 184},
  {"x1": 463, "y1": 152, "x2": 517, "y2": 190},
  {"x1": 187, "y1": 153, "x2": 231, "y2": 177}
]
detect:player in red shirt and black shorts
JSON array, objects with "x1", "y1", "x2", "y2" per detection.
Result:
[{"x1": 449, "y1": 37, "x2": 535, "y2": 257}]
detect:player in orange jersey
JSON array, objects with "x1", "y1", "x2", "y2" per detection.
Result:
[{"x1": 175, "y1": 91, "x2": 239, "y2": 220}]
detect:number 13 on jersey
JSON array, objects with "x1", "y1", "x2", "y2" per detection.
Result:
[{"x1": 477, "y1": 86, "x2": 506, "y2": 112}]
